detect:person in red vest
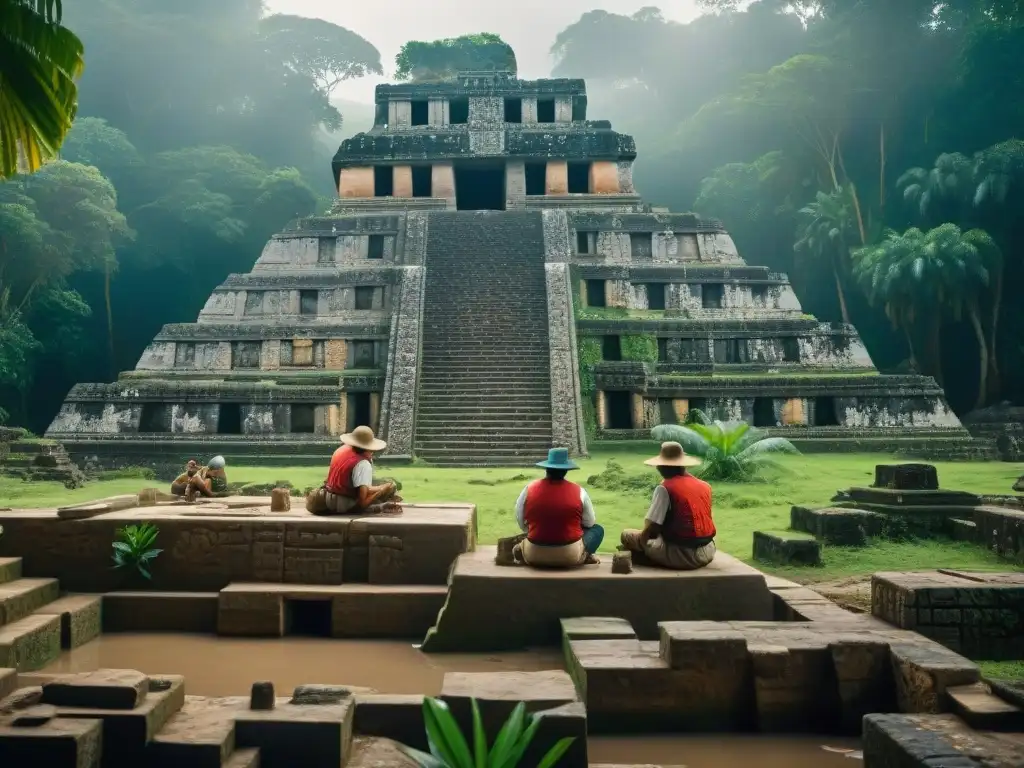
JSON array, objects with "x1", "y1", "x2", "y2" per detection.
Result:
[
  {"x1": 619, "y1": 441, "x2": 716, "y2": 570},
  {"x1": 511, "y1": 447, "x2": 604, "y2": 568},
  {"x1": 305, "y1": 425, "x2": 401, "y2": 515}
]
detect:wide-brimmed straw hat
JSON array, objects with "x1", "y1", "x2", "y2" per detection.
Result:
[
  {"x1": 536, "y1": 447, "x2": 579, "y2": 471},
  {"x1": 341, "y1": 425, "x2": 387, "y2": 452},
  {"x1": 644, "y1": 441, "x2": 702, "y2": 468}
]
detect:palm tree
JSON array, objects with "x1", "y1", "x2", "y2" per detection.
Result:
[
  {"x1": 897, "y1": 152, "x2": 975, "y2": 225},
  {"x1": 0, "y1": 0, "x2": 85, "y2": 178},
  {"x1": 793, "y1": 185, "x2": 859, "y2": 324},
  {"x1": 852, "y1": 224, "x2": 1000, "y2": 408},
  {"x1": 651, "y1": 418, "x2": 799, "y2": 482}
]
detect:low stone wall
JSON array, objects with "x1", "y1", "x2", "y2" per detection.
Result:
[
  {"x1": 872, "y1": 570, "x2": 1024, "y2": 660},
  {"x1": 973, "y1": 504, "x2": 1024, "y2": 564}
]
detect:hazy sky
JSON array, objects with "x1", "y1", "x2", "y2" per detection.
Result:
[{"x1": 264, "y1": 1, "x2": 704, "y2": 102}]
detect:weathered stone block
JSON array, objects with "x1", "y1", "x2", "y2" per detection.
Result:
[
  {"x1": 750, "y1": 644, "x2": 839, "y2": 732},
  {"x1": 829, "y1": 641, "x2": 896, "y2": 733},
  {"x1": 863, "y1": 713, "x2": 1024, "y2": 768},
  {"x1": 0, "y1": 614, "x2": 61, "y2": 671},
  {"x1": 889, "y1": 641, "x2": 980, "y2": 713},
  {"x1": 0, "y1": 716, "x2": 102, "y2": 768},
  {"x1": 218, "y1": 590, "x2": 284, "y2": 637},
  {"x1": 346, "y1": 736, "x2": 419, "y2": 767},
  {"x1": 874, "y1": 463, "x2": 939, "y2": 490},
  {"x1": 790, "y1": 505, "x2": 884, "y2": 545},
  {"x1": 270, "y1": 488, "x2": 291, "y2": 512},
  {"x1": 331, "y1": 586, "x2": 446, "y2": 639},
  {"x1": 611, "y1": 551, "x2": 632, "y2": 573},
  {"x1": 251, "y1": 681, "x2": 275, "y2": 710},
  {"x1": 36, "y1": 595, "x2": 102, "y2": 649},
  {"x1": 42, "y1": 669, "x2": 148, "y2": 710},
  {"x1": 752, "y1": 530, "x2": 821, "y2": 566},
  {"x1": 353, "y1": 694, "x2": 426, "y2": 751},
  {"x1": 235, "y1": 699, "x2": 354, "y2": 768}
]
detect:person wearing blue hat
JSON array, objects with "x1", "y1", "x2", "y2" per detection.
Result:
[{"x1": 511, "y1": 447, "x2": 604, "y2": 568}]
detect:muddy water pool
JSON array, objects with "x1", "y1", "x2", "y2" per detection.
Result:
[{"x1": 38, "y1": 634, "x2": 861, "y2": 765}]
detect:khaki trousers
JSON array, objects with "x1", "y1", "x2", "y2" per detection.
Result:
[
  {"x1": 620, "y1": 529, "x2": 716, "y2": 570},
  {"x1": 516, "y1": 538, "x2": 586, "y2": 568},
  {"x1": 304, "y1": 486, "x2": 402, "y2": 516}
]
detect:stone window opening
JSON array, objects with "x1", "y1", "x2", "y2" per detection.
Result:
[
  {"x1": 351, "y1": 340, "x2": 376, "y2": 369},
  {"x1": 646, "y1": 283, "x2": 666, "y2": 310},
  {"x1": 602, "y1": 335, "x2": 622, "y2": 361},
  {"x1": 567, "y1": 162, "x2": 590, "y2": 194},
  {"x1": 411, "y1": 166, "x2": 432, "y2": 197},
  {"x1": 449, "y1": 97, "x2": 469, "y2": 124},
  {"x1": 752, "y1": 284, "x2": 769, "y2": 305},
  {"x1": 524, "y1": 162, "x2": 546, "y2": 195},
  {"x1": 504, "y1": 97, "x2": 522, "y2": 123},
  {"x1": 317, "y1": 237, "x2": 335, "y2": 264},
  {"x1": 410, "y1": 100, "x2": 429, "y2": 126},
  {"x1": 814, "y1": 396, "x2": 840, "y2": 426},
  {"x1": 291, "y1": 404, "x2": 316, "y2": 434},
  {"x1": 299, "y1": 290, "x2": 318, "y2": 317},
  {"x1": 782, "y1": 337, "x2": 801, "y2": 363},
  {"x1": 354, "y1": 287, "x2": 375, "y2": 311},
  {"x1": 576, "y1": 231, "x2": 593, "y2": 254},
  {"x1": 630, "y1": 233, "x2": 653, "y2": 260},
  {"x1": 752, "y1": 398, "x2": 777, "y2": 428},
  {"x1": 702, "y1": 284, "x2": 724, "y2": 309},
  {"x1": 657, "y1": 338, "x2": 669, "y2": 362},
  {"x1": 232, "y1": 341, "x2": 261, "y2": 369},
  {"x1": 286, "y1": 600, "x2": 332, "y2": 637},
  {"x1": 347, "y1": 392, "x2": 372, "y2": 432},
  {"x1": 537, "y1": 98, "x2": 555, "y2": 123},
  {"x1": 138, "y1": 403, "x2": 171, "y2": 433},
  {"x1": 373, "y1": 166, "x2": 393, "y2": 197},
  {"x1": 605, "y1": 391, "x2": 633, "y2": 429},
  {"x1": 571, "y1": 95, "x2": 587, "y2": 121},
  {"x1": 174, "y1": 342, "x2": 196, "y2": 368},
  {"x1": 658, "y1": 399, "x2": 678, "y2": 425},
  {"x1": 689, "y1": 397, "x2": 708, "y2": 417},
  {"x1": 367, "y1": 234, "x2": 385, "y2": 260},
  {"x1": 715, "y1": 338, "x2": 747, "y2": 364},
  {"x1": 218, "y1": 403, "x2": 243, "y2": 434},
  {"x1": 586, "y1": 279, "x2": 606, "y2": 307}
]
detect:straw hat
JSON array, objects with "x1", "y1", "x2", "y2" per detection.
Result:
[
  {"x1": 341, "y1": 425, "x2": 387, "y2": 452},
  {"x1": 643, "y1": 441, "x2": 702, "y2": 468}
]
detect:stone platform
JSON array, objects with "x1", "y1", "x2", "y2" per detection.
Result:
[{"x1": 420, "y1": 547, "x2": 774, "y2": 652}]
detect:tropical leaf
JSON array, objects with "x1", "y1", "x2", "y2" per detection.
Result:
[{"x1": 650, "y1": 419, "x2": 800, "y2": 482}]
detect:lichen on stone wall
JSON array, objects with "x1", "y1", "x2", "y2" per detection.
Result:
[{"x1": 621, "y1": 334, "x2": 658, "y2": 363}]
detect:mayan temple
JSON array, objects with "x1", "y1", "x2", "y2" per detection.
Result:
[{"x1": 46, "y1": 70, "x2": 979, "y2": 467}]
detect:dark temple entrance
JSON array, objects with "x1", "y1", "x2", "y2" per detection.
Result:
[{"x1": 455, "y1": 162, "x2": 506, "y2": 211}]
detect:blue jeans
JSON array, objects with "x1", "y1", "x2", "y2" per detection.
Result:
[{"x1": 582, "y1": 524, "x2": 605, "y2": 555}]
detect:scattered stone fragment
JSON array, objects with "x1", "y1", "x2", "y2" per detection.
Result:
[
  {"x1": 291, "y1": 684, "x2": 366, "y2": 705},
  {"x1": 148, "y1": 678, "x2": 173, "y2": 692},
  {"x1": 11, "y1": 705, "x2": 56, "y2": 726},
  {"x1": 40, "y1": 669, "x2": 149, "y2": 710},
  {"x1": 138, "y1": 487, "x2": 159, "y2": 505},
  {"x1": 495, "y1": 534, "x2": 525, "y2": 567},
  {"x1": 612, "y1": 551, "x2": 633, "y2": 574},
  {"x1": 250, "y1": 681, "x2": 275, "y2": 710},
  {"x1": 0, "y1": 686, "x2": 43, "y2": 714},
  {"x1": 270, "y1": 488, "x2": 291, "y2": 512}
]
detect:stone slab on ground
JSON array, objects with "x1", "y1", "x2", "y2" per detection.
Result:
[
  {"x1": 987, "y1": 678, "x2": 1024, "y2": 710},
  {"x1": 346, "y1": 736, "x2": 419, "y2": 767},
  {"x1": 218, "y1": 582, "x2": 447, "y2": 638},
  {"x1": 947, "y1": 682, "x2": 1024, "y2": 732},
  {"x1": 0, "y1": 613, "x2": 61, "y2": 671},
  {"x1": 790, "y1": 505, "x2": 884, "y2": 545},
  {"x1": 0, "y1": 577, "x2": 60, "y2": 624},
  {"x1": 972, "y1": 505, "x2": 1024, "y2": 563},
  {"x1": 421, "y1": 547, "x2": 773, "y2": 651},
  {"x1": 0, "y1": 503, "x2": 475, "y2": 592},
  {"x1": 561, "y1": 617, "x2": 638, "y2": 642},
  {"x1": 234, "y1": 697, "x2": 354, "y2": 768},
  {"x1": 353, "y1": 694, "x2": 427, "y2": 751},
  {"x1": 863, "y1": 713, "x2": 1024, "y2": 768},
  {"x1": 147, "y1": 696, "x2": 239, "y2": 768},
  {"x1": 752, "y1": 530, "x2": 821, "y2": 566},
  {"x1": 0, "y1": 715, "x2": 102, "y2": 768},
  {"x1": 0, "y1": 557, "x2": 22, "y2": 585},
  {"x1": 42, "y1": 669, "x2": 149, "y2": 710},
  {"x1": 35, "y1": 595, "x2": 102, "y2": 649},
  {"x1": 102, "y1": 592, "x2": 219, "y2": 633},
  {"x1": 872, "y1": 570, "x2": 1024, "y2": 659}
]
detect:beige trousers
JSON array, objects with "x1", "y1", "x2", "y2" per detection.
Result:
[
  {"x1": 620, "y1": 529, "x2": 716, "y2": 570},
  {"x1": 515, "y1": 539, "x2": 586, "y2": 568},
  {"x1": 304, "y1": 486, "x2": 401, "y2": 516}
]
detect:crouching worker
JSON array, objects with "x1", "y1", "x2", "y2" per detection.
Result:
[
  {"x1": 512, "y1": 448, "x2": 604, "y2": 568},
  {"x1": 620, "y1": 441, "x2": 716, "y2": 570},
  {"x1": 171, "y1": 458, "x2": 214, "y2": 502},
  {"x1": 305, "y1": 426, "x2": 402, "y2": 516}
]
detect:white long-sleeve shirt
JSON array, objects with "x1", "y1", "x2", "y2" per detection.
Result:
[{"x1": 515, "y1": 485, "x2": 597, "y2": 533}]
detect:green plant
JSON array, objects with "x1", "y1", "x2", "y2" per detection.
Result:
[
  {"x1": 111, "y1": 523, "x2": 162, "y2": 579},
  {"x1": 651, "y1": 419, "x2": 799, "y2": 481},
  {"x1": 621, "y1": 334, "x2": 658, "y2": 363},
  {"x1": 401, "y1": 697, "x2": 574, "y2": 768}
]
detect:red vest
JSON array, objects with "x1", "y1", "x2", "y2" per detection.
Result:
[
  {"x1": 524, "y1": 478, "x2": 584, "y2": 545},
  {"x1": 662, "y1": 474, "x2": 716, "y2": 543},
  {"x1": 326, "y1": 445, "x2": 367, "y2": 497}
]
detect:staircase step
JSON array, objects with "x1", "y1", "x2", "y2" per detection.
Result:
[
  {"x1": 0, "y1": 613, "x2": 61, "y2": 671},
  {"x1": 34, "y1": 594, "x2": 102, "y2": 649},
  {"x1": 0, "y1": 559, "x2": 22, "y2": 586},
  {"x1": 0, "y1": 578, "x2": 61, "y2": 626},
  {"x1": 149, "y1": 696, "x2": 237, "y2": 768},
  {"x1": 947, "y1": 683, "x2": 1024, "y2": 731}
]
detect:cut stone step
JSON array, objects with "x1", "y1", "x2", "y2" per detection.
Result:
[
  {"x1": 42, "y1": 669, "x2": 150, "y2": 710},
  {"x1": 0, "y1": 559, "x2": 22, "y2": 586},
  {"x1": 34, "y1": 595, "x2": 102, "y2": 650},
  {"x1": 947, "y1": 682, "x2": 1024, "y2": 731},
  {"x1": 102, "y1": 592, "x2": 220, "y2": 633},
  {"x1": 0, "y1": 715, "x2": 103, "y2": 766},
  {"x1": 0, "y1": 613, "x2": 61, "y2": 671},
  {"x1": 148, "y1": 695, "x2": 238, "y2": 768},
  {"x1": 0, "y1": 578, "x2": 61, "y2": 626},
  {"x1": 225, "y1": 748, "x2": 260, "y2": 768}
]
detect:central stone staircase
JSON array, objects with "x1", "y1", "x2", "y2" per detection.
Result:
[{"x1": 415, "y1": 211, "x2": 553, "y2": 466}]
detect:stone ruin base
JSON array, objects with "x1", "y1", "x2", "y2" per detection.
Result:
[{"x1": 0, "y1": 428, "x2": 85, "y2": 489}]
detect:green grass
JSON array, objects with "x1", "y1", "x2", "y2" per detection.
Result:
[
  {"x1": 977, "y1": 660, "x2": 1024, "y2": 680},
  {"x1": 2, "y1": 449, "x2": 1021, "y2": 583}
]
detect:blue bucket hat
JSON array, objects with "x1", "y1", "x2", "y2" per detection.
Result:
[{"x1": 536, "y1": 447, "x2": 579, "y2": 471}]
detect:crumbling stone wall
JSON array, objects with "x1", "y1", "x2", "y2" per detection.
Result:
[{"x1": 378, "y1": 266, "x2": 425, "y2": 456}]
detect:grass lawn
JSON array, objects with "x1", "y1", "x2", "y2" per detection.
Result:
[{"x1": 3, "y1": 446, "x2": 1021, "y2": 584}]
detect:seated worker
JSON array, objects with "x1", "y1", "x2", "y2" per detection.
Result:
[
  {"x1": 620, "y1": 441, "x2": 716, "y2": 570},
  {"x1": 512, "y1": 448, "x2": 604, "y2": 568},
  {"x1": 171, "y1": 458, "x2": 214, "y2": 502},
  {"x1": 205, "y1": 455, "x2": 229, "y2": 496},
  {"x1": 305, "y1": 426, "x2": 402, "y2": 516}
]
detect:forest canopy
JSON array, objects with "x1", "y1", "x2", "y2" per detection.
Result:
[{"x1": 394, "y1": 34, "x2": 518, "y2": 81}]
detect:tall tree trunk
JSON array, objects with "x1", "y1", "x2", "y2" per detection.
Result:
[
  {"x1": 901, "y1": 326, "x2": 918, "y2": 371},
  {"x1": 832, "y1": 256, "x2": 850, "y2": 325},
  {"x1": 968, "y1": 305, "x2": 988, "y2": 410},
  {"x1": 104, "y1": 262, "x2": 115, "y2": 381},
  {"x1": 988, "y1": 269, "x2": 1002, "y2": 395}
]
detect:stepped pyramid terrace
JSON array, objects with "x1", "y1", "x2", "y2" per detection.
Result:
[{"x1": 46, "y1": 70, "x2": 982, "y2": 467}]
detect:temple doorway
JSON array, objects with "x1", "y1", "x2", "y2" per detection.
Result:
[{"x1": 455, "y1": 162, "x2": 506, "y2": 210}]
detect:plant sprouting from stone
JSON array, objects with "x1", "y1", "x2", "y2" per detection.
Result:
[
  {"x1": 652, "y1": 420, "x2": 799, "y2": 482},
  {"x1": 111, "y1": 523, "x2": 162, "y2": 579},
  {"x1": 401, "y1": 697, "x2": 574, "y2": 768}
]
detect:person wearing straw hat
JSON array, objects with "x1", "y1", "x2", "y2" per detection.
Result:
[
  {"x1": 305, "y1": 425, "x2": 402, "y2": 516},
  {"x1": 620, "y1": 441, "x2": 716, "y2": 570},
  {"x1": 511, "y1": 447, "x2": 604, "y2": 568}
]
